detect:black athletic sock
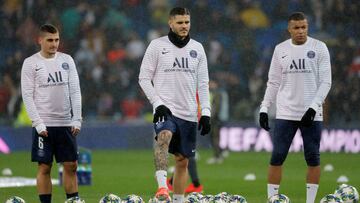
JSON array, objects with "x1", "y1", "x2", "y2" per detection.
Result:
[
  {"x1": 188, "y1": 157, "x2": 200, "y2": 187},
  {"x1": 39, "y1": 194, "x2": 51, "y2": 203},
  {"x1": 169, "y1": 176, "x2": 173, "y2": 185},
  {"x1": 66, "y1": 192, "x2": 79, "y2": 199},
  {"x1": 192, "y1": 180, "x2": 200, "y2": 187}
]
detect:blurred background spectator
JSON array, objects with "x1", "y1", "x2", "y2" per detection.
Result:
[{"x1": 0, "y1": 0, "x2": 359, "y2": 128}]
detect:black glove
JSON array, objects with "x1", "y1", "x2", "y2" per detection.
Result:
[
  {"x1": 300, "y1": 108, "x2": 316, "y2": 126},
  {"x1": 153, "y1": 105, "x2": 172, "y2": 123},
  {"x1": 198, "y1": 116, "x2": 211, "y2": 136},
  {"x1": 259, "y1": 112, "x2": 270, "y2": 131}
]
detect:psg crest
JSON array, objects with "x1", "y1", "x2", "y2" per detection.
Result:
[
  {"x1": 190, "y1": 50, "x2": 197, "y2": 58},
  {"x1": 62, "y1": 62, "x2": 70, "y2": 70},
  {"x1": 307, "y1": 50, "x2": 315, "y2": 58}
]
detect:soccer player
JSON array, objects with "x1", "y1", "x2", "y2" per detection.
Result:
[
  {"x1": 207, "y1": 80, "x2": 225, "y2": 164},
  {"x1": 139, "y1": 7, "x2": 211, "y2": 203},
  {"x1": 168, "y1": 93, "x2": 205, "y2": 193},
  {"x1": 259, "y1": 12, "x2": 331, "y2": 203},
  {"x1": 21, "y1": 24, "x2": 82, "y2": 203}
]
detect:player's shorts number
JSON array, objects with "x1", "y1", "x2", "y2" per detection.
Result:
[{"x1": 38, "y1": 137, "x2": 44, "y2": 149}]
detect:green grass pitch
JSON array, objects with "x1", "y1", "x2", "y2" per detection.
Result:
[{"x1": 0, "y1": 150, "x2": 359, "y2": 202}]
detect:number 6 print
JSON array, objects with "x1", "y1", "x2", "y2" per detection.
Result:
[{"x1": 38, "y1": 137, "x2": 44, "y2": 149}]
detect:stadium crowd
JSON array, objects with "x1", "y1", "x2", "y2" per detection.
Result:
[{"x1": 0, "y1": 0, "x2": 359, "y2": 127}]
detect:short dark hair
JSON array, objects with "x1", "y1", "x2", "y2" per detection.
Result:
[
  {"x1": 39, "y1": 24, "x2": 58, "y2": 34},
  {"x1": 288, "y1": 12, "x2": 307, "y2": 21},
  {"x1": 169, "y1": 7, "x2": 190, "y2": 17}
]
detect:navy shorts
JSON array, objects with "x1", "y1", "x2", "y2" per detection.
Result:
[
  {"x1": 31, "y1": 127, "x2": 78, "y2": 164},
  {"x1": 154, "y1": 114, "x2": 197, "y2": 158},
  {"x1": 270, "y1": 119, "x2": 322, "y2": 166}
]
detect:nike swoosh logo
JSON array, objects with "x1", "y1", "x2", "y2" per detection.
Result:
[
  {"x1": 35, "y1": 68, "x2": 42, "y2": 71},
  {"x1": 281, "y1": 55, "x2": 287, "y2": 58},
  {"x1": 162, "y1": 51, "x2": 169, "y2": 54}
]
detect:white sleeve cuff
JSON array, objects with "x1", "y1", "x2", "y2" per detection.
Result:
[
  {"x1": 201, "y1": 108, "x2": 211, "y2": 117},
  {"x1": 71, "y1": 121, "x2": 82, "y2": 130},
  {"x1": 32, "y1": 118, "x2": 44, "y2": 127},
  {"x1": 35, "y1": 123, "x2": 46, "y2": 134},
  {"x1": 152, "y1": 100, "x2": 164, "y2": 110},
  {"x1": 309, "y1": 103, "x2": 320, "y2": 112},
  {"x1": 259, "y1": 106, "x2": 268, "y2": 113}
]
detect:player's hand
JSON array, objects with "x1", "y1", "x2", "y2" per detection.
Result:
[
  {"x1": 198, "y1": 116, "x2": 211, "y2": 136},
  {"x1": 153, "y1": 105, "x2": 172, "y2": 123},
  {"x1": 39, "y1": 130, "x2": 48, "y2": 137},
  {"x1": 35, "y1": 123, "x2": 48, "y2": 137},
  {"x1": 300, "y1": 108, "x2": 316, "y2": 126},
  {"x1": 71, "y1": 126, "x2": 81, "y2": 136},
  {"x1": 259, "y1": 112, "x2": 270, "y2": 131}
]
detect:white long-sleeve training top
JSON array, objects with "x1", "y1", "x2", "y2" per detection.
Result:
[
  {"x1": 139, "y1": 36, "x2": 211, "y2": 122},
  {"x1": 260, "y1": 37, "x2": 332, "y2": 121},
  {"x1": 21, "y1": 52, "x2": 82, "y2": 127}
]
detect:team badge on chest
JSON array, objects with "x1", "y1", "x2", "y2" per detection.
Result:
[
  {"x1": 62, "y1": 62, "x2": 69, "y2": 70},
  {"x1": 307, "y1": 51, "x2": 315, "y2": 59},
  {"x1": 190, "y1": 50, "x2": 197, "y2": 58}
]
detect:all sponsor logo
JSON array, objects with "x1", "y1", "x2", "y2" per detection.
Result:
[
  {"x1": 164, "y1": 57, "x2": 195, "y2": 73},
  {"x1": 290, "y1": 59, "x2": 305, "y2": 70},
  {"x1": 283, "y1": 58, "x2": 312, "y2": 74},
  {"x1": 173, "y1": 57, "x2": 189, "y2": 68},
  {"x1": 40, "y1": 71, "x2": 66, "y2": 88},
  {"x1": 48, "y1": 71, "x2": 63, "y2": 83}
]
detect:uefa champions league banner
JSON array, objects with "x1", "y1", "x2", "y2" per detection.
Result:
[{"x1": 219, "y1": 127, "x2": 360, "y2": 153}]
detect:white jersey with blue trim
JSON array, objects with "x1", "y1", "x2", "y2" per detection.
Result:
[
  {"x1": 21, "y1": 52, "x2": 82, "y2": 127},
  {"x1": 139, "y1": 36, "x2": 211, "y2": 122},
  {"x1": 260, "y1": 37, "x2": 332, "y2": 121}
]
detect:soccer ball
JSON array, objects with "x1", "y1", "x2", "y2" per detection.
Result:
[
  {"x1": 268, "y1": 194, "x2": 291, "y2": 203},
  {"x1": 65, "y1": 196, "x2": 85, "y2": 203},
  {"x1": 229, "y1": 194, "x2": 247, "y2": 203},
  {"x1": 334, "y1": 184, "x2": 359, "y2": 203},
  {"x1": 148, "y1": 197, "x2": 171, "y2": 203},
  {"x1": 185, "y1": 192, "x2": 203, "y2": 203},
  {"x1": 214, "y1": 192, "x2": 231, "y2": 203},
  {"x1": 123, "y1": 194, "x2": 145, "y2": 203},
  {"x1": 99, "y1": 194, "x2": 121, "y2": 203},
  {"x1": 5, "y1": 196, "x2": 26, "y2": 203},
  {"x1": 199, "y1": 195, "x2": 214, "y2": 203},
  {"x1": 336, "y1": 184, "x2": 350, "y2": 191},
  {"x1": 320, "y1": 194, "x2": 343, "y2": 203}
]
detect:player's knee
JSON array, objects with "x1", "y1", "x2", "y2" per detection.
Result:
[
  {"x1": 305, "y1": 153, "x2": 320, "y2": 166},
  {"x1": 63, "y1": 162, "x2": 78, "y2": 173},
  {"x1": 174, "y1": 155, "x2": 188, "y2": 169},
  {"x1": 270, "y1": 151, "x2": 287, "y2": 166},
  {"x1": 38, "y1": 164, "x2": 52, "y2": 175},
  {"x1": 157, "y1": 130, "x2": 172, "y2": 144}
]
